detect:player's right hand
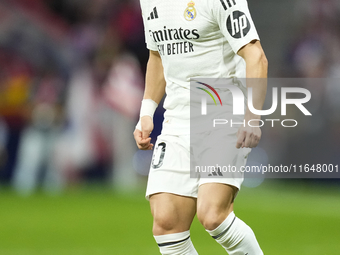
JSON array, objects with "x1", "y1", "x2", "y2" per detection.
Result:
[
  {"x1": 236, "y1": 125, "x2": 261, "y2": 149},
  {"x1": 133, "y1": 116, "x2": 154, "y2": 150}
]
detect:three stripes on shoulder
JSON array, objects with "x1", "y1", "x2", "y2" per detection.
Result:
[
  {"x1": 146, "y1": 0, "x2": 237, "y2": 21},
  {"x1": 219, "y1": 0, "x2": 237, "y2": 10},
  {"x1": 147, "y1": 7, "x2": 159, "y2": 20}
]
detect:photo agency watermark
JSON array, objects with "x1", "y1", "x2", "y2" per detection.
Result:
[
  {"x1": 190, "y1": 78, "x2": 340, "y2": 179},
  {"x1": 196, "y1": 80, "x2": 312, "y2": 128}
]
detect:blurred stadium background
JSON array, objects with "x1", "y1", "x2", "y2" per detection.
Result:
[{"x1": 0, "y1": 0, "x2": 339, "y2": 254}]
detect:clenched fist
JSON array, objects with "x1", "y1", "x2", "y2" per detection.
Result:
[
  {"x1": 236, "y1": 125, "x2": 261, "y2": 149},
  {"x1": 133, "y1": 116, "x2": 154, "y2": 150}
]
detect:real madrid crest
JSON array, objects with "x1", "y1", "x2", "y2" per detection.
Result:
[{"x1": 184, "y1": 1, "x2": 197, "y2": 21}]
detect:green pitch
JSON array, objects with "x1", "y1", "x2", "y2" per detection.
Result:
[{"x1": 0, "y1": 181, "x2": 339, "y2": 255}]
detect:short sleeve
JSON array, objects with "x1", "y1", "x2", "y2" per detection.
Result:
[
  {"x1": 140, "y1": 1, "x2": 158, "y2": 51},
  {"x1": 210, "y1": 0, "x2": 260, "y2": 53}
]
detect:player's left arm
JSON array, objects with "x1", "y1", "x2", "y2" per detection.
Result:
[{"x1": 236, "y1": 40, "x2": 268, "y2": 148}]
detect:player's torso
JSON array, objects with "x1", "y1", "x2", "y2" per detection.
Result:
[
  {"x1": 143, "y1": 0, "x2": 219, "y2": 56},
  {"x1": 142, "y1": 0, "x2": 237, "y2": 85}
]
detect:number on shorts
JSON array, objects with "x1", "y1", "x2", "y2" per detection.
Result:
[{"x1": 152, "y1": 142, "x2": 166, "y2": 169}]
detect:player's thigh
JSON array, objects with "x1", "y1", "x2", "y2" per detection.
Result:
[
  {"x1": 146, "y1": 134, "x2": 199, "y2": 199},
  {"x1": 150, "y1": 193, "x2": 196, "y2": 235},
  {"x1": 196, "y1": 183, "x2": 237, "y2": 229}
]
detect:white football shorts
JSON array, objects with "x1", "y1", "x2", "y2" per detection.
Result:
[{"x1": 146, "y1": 129, "x2": 251, "y2": 200}]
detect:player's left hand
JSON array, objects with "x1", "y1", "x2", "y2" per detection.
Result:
[{"x1": 236, "y1": 126, "x2": 261, "y2": 149}]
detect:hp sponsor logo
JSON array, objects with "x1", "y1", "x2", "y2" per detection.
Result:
[{"x1": 226, "y1": 11, "x2": 251, "y2": 39}]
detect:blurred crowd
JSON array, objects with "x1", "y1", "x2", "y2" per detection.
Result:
[
  {"x1": 0, "y1": 0, "x2": 339, "y2": 194},
  {"x1": 270, "y1": 0, "x2": 340, "y2": 169},
  {"x1": 287, "y1": 0, "x2": 340, "y2": 78},
  {"x1": 0, "y1": 0, "x2": 147, "y2": 194}
]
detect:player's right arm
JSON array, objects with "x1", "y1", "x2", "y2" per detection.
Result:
[{"x1": 133, "y1": 50, "x2": 166, "y2": 150}]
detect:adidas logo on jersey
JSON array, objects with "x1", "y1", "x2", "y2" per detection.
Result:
[
  {"x1": 147, "y1": 7, "x2": 158, "y2": 20},
  {"x1": 208, "y1": 167, "x2": 223, "y2": 177},
  {"x1": 219, "y1": 0, "x2": 237, "y2": 10}
]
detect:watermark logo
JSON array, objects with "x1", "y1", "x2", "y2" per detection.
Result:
[
  {"x1": 196, "y1": 82, "x2": 223, "y2": 115},
  {"x1": 196, "y1": 81, "x2": 312, "y2": 128},
  {"x1": 197, "y1": 83, "x2": 312, "y2": 116}
]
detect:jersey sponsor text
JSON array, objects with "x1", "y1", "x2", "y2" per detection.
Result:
[{"x1": 149, "y1": 26, "x2": 199, "y2": 56}]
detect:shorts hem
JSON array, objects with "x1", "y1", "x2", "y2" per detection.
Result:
[
  {"x1": 145, "y1": 190, "x2": 198, "y2": 201},
  {"x1": 198, "y1": 180, "x2": 243, "y2": 191}
]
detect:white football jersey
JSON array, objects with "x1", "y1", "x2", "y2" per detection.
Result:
[{"x1": 140, "y1": 0, "x2": 260, "y2": 135}]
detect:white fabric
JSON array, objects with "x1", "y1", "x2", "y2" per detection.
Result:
[
  {"x1": 206, "y1": 211, "x2": 236, "y2": 237},
  {"x1": 146, "y1": 131, "x2": 250, "y2": 200},
  {"x1": 207, "y1": 212, "x2": 264, "y2": 255},
  {"x1": 140, "y1": 99, "x2": 158, "y2": 118},
  {"x1": 154, "y1": 231, "x2": 198, "y2": 255},
  {"x1": 136, "y1": 99, "x2": 158, "y2": 131},
  {"x1": 139, "y1": 0, "x2": 259, "y2": 135}
]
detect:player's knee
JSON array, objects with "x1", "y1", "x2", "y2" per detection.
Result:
[
  {"x1": 197, "y1": 207, "x2": 230, "y2": 231},
  {"x1": 197, "y1": 212, "x2": 224, "y2": 231},
  {"x1": 152, "y1": 213, "x2": 178, "y2": 235}
]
